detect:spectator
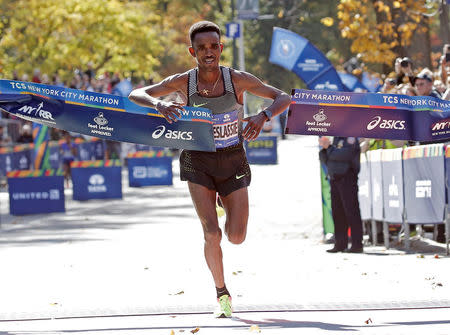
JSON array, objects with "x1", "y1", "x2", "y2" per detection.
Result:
[
  {"x1": 16, "y1": 124, "x2": 33, "y2": 144},
  {"x1": 32, "y1": 68, "x2": 41, "y2": 83},
  {"x1": 414, "y1": 68, "x2": 441, "y2": 98},
  {"x1": 319, "y1": 136, "x2": 364, "y2": 253}
]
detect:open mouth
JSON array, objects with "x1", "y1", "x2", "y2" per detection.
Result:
[{"x1": 204, "y1": 57, "x2": 216, "y2": 64}]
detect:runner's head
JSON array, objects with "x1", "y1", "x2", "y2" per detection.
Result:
[
  {"x1": 189, "y1": 21, "x2": 221, "y2": 45},
  {"x1": 189, "y1": 21, "x2": 223, "y2": 69}
]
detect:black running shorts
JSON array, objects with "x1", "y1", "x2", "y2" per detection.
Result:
[{"x1": 179, "y1": 143, "x2": 251, "y2": 196}]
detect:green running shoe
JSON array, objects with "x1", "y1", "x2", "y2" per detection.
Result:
[{"x1": 215, "y1": 294, "x2": 232, "y2": 318}]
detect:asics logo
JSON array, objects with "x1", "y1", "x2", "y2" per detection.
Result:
[
  {"x1": 152, "y1": 125, "x2": 166, "y2": 139},
  {"x1": 151, "y1": 125, "x2": 193, "y2": 141}
]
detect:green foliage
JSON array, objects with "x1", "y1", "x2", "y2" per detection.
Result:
[{"x1": 0, "y1": 0, "x2": 164, "y2": 81}]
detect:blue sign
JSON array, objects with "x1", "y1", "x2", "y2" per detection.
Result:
[
  {"x1": 72, "y1": 165, "x2": 122, "y2": 200},
  {"x1": 338, "y1": 72, "x2": 368, "y2": 92},
  {"x1": 245, "y1": 136, "x2": 277, "y2": 164},
  {"x1": 358, "y1": 154, "x2": 371, "y2": 220},
  {"x1": 368, "y1": 150, "x2": 383, "y2": 221},
  {"x1": 128, "y1": 156, "x2": 173, "y2": 187},
  {"x1": 381, "y1": 149, "x2": 404, "y2": 223},
  {"x1": 0, "y1": 152, "x2": 13, "y2": 177},
  {"x1": 269, "y1": 28, "x2": 346, "y2": 91},
  {"x1": 8, "y1": 175, "x2": 65, "y2": 215},
  {"x1": 403, "y1": 144, "x2": 445, "y2": 224},
  {"x1": 362, "y1": 72, "x2": 382, "y2": 93},
  {"x1": 226, "y1": 22, "x2": 240, "y2": 38}
]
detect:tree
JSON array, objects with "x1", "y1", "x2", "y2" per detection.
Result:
[
  {"x1": 0, "y1": 0, "x2": 165, "y2": 81},
  {"x1": 337, "y1": 0, "x2": 435, "y2": 66}
]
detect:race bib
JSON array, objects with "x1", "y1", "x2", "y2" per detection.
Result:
[{"x1": 212, "y1": 110, "x2": 239, "y2": 149}]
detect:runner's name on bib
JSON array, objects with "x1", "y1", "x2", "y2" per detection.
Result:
[{"x1": 213, "y1": 110, "x2": 239, "y2": 149}]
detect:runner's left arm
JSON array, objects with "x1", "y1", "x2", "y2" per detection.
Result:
[{"x1": 235, "y1": 71, "x2": 291, "y2": 141}]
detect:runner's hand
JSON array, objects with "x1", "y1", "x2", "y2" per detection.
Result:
[
  {"x1": 155, "y1": 101, "x2": 184, "y2": 124},
  {"x1": 242, "y1": 113, "x2": 267, "y2": 141}
]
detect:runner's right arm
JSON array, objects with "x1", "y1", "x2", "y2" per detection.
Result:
[{"x1": 128, "y1": 73, "x2": 187, "y2": 123}]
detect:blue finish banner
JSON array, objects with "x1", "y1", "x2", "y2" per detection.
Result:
[
  {"x1": 8, "y1": 175, "x2": 65, "y2": 215},
  {"x1": 381, "y1": 148, "x2": 404, "y2": 224},
  {"x1": 0, "y1": 80, "x2": 215, "y2": 152},
  {"x1": 358, "y1": 153, "x2": 372, "y2": 221},
  {"x1": 244, "y1": 136, "x2": 277, "y2": 164},
  {"x1": 72, "y1": 163, "x2": 122, "y2": 200},
  {"x1": 287, "y1": 89, "x2": 450, "y2": 141},
  {"x1": 403, "y1": 144, "x2": 445, "y2": 224},
  {"x1": 270, "y1": 27, "x2": 346, "y2": 91},
  {"x1": 128, "y1": 156, "x2": 173, "y2": 187},
  {"x1": 368, "y1": 150, "x2": 384, "y2": 221}
]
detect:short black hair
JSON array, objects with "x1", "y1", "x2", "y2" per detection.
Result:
[{"x1": 189, "y1": 21, "x2": 221, "y2": 45}]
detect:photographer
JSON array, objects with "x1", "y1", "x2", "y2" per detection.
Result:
[{"x1": 395, "y1": 57, "x2": 414, "y2": 86}]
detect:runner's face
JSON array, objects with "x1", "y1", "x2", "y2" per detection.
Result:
[{"x1": 189, "y1": 31, "x2": 223, "y2": 70}]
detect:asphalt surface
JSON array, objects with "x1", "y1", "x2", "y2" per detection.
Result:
[{"x1": 0, "y1": 135, "x2": 449, "y2": 334}]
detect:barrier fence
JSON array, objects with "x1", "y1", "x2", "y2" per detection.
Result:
[{"x1": 358, "y1": 143, "x2": 450, "y2": 253}]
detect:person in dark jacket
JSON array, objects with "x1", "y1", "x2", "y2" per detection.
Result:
[{"x1": 319, "y1": 136, "x2": 363, "y2": 253}]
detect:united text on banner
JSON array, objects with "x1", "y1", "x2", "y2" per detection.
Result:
[
  {"x1": 287, "y1": 89, "x2": 450, "y2": 142},
  {"x1": 0, "y1": 80, "x2": 215, "y2": 152}
]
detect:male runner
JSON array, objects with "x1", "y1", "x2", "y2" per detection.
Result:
[{"x1": 129, "y1": 21, "x2": 291, "y2": 317}]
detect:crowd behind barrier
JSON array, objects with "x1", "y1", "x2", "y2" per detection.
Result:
[{"x1": 358, "y1": 143, "x2": 450, "y2": 254}]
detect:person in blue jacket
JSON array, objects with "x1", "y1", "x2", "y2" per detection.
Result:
[{"x1": 319, "y1": 136, "x2": 363, "y2": 253}]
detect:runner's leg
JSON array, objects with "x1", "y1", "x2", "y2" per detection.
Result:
[
  {"x1": 188, "y1": 181, "x2": 225, "y2": 288},
  {"x1": 220, "y1": 187, "x2": 249, "y2": 245}
]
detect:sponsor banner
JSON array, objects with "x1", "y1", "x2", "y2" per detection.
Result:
[
  {"x1": 381, "y1": 148, "x2": 404, "y2": 223},
  {"x1": 270, "y1": 28, "x2": 346, "y2": 91},
  {"x1": 367, "y1": 150, "x2": 383, "y2": 221},
  {"x1": 71, "y1": 162, "x2": 122, "y2": 200},
  {"x1": 403, "y1": 144, "x2": 445, "y2": 224},
  {"x1": 244, "y1": 136, "x2": 277, "y2": 164},
  {"x1": 128, "y1": 156, "x2": 173, "y2": 187},
  {"x1": 7, "y1": 172, "x2": 65, "y2": 215},
  {"x1": 0, "y1": 80, "x2": 215, "y2": 152},
  {"x1": 0, "y1": 145, "x2": 34, "y2": 176},
  {"x1": 446, "y1": 145, "x2": 450, "y2": 205},
  {"x1": 287, "y1": 89, "x2": 450, "y2": 141},
  {"x1": 358, "y1": 153, "x2": 372, "y2": 221}
]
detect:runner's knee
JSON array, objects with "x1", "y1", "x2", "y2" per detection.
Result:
[
  {"x1": 227, "y1": 230, "x2": 246, "y2": 245},
  {"x1": 203, "y1": 225, "x2": 222, "y2": 244}
]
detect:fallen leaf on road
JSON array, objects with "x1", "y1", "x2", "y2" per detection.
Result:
[
  {"x1": 434, "y1": 254, "x2": 440, "y2": 259},
  {"x1": 190, "y1": 327, "x2": 200, "y2": 334},
  {"x1": 50, "y1": 302, "x2": 58, "y2": 306},
  {"x1": 170, "y1": 315, "x2": 177, "y2": 318},
  {"x1": 179, "y1": 331, "x2": 185, "y2": 333},
  {"x1": 365, "y1": 318, "x2": 372, "y2": 324},
  {"x1": 170, "y1": 290, "x2": 185, "y2": 296},
  {"x1": 361, "y1": 272, "x2": 367, "y2": 276},
  {"x1": 170, "y1": 330, "x2": 175, "y2": 335},
  {"x1": 417, "y1": 254, "x2": 425, "y2": 259},
  {"x1": 250, "y1": 325, "x2": 261, "y2": 332}
]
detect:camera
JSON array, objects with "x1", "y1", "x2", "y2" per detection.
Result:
[{"x1": 400, "y1": 57, "x2": 412, "y2": 68}]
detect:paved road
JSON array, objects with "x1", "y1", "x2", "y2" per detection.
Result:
[{"x1": 0, "y1": 136, "x2": 449, "y2": 334}]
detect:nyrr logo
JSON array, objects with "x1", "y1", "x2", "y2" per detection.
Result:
[
  {"x1": 18, "y1": 102, "x2": 54, "y2": 121},
  {"x1": 432, "y1": 121, "x2": 450, "y2": 131},
  {"x1": 367, "y1": 116, "x2": 406, "y2": 131},
  {"x1": 151, "y1": 125, "x2": 193, "y2": 141},
  {"x1": 277, "y1": 39, "x2": 295, "y2": 58},
  {"x1": 88, "y1": 174, "x2": 107, "y2": 193}
]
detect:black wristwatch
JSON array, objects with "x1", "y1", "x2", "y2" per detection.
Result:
[{"x1": 261, "y1": 110, "x2": 273, "y2": 121}]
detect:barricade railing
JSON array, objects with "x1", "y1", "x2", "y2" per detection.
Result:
[{"x1": 359, "y1": 143, "x2": 449, "y2": 254}]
